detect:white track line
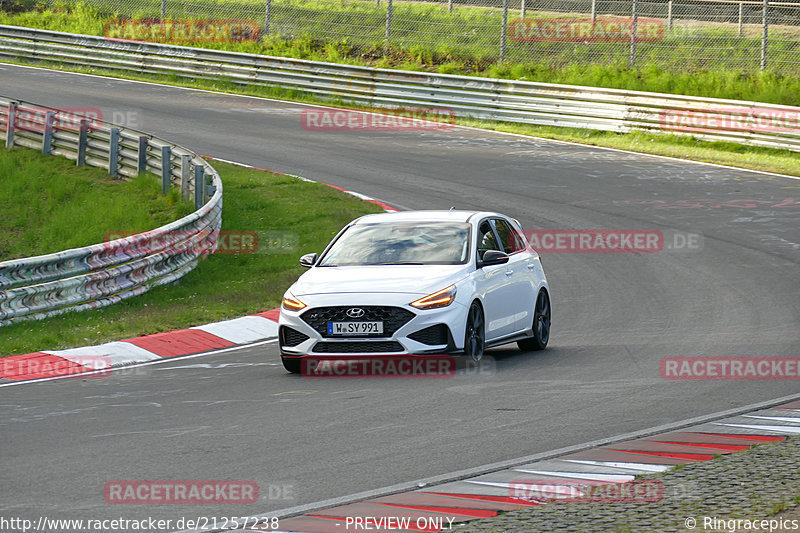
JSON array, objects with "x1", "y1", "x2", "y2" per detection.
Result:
[
  {"x1": 513, "y1": 469, "x2": 635, "y2": 482},
  {"x1": 561, "y1": 460, "x2": 671, "y2": 473},
  {"x1": 712, "y1": 423, "x2": 800, "y2": 434}
]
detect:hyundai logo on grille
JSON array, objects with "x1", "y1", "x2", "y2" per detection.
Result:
[{"x1": 346, "y1": 308, "x2": 365, "y2": 318}]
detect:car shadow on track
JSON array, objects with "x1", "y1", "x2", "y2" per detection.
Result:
[{"x1": 454, "y1": 346, "x2": 564, "y2": 375}]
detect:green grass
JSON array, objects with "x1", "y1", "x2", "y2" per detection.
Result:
[
  {"x1": 459, "y1": 118, "x2": 800, "y2": 177},
  {"x1": 0, "y1": 145, "x2": 193, "y2": 260},
  {"x1": 2, "y1": 1, "x2": 800, "y2": 104},
  {"x1": 0, "y1": 159, "x2": 382, "y2": 356}
]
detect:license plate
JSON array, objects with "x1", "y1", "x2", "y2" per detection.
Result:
[{"x1": 327, "y1": 321, "x2": 383, "y2": 336}]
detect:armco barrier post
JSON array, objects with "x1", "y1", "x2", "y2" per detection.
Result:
[
  {"x1": 77, "y1": 119, "x2": 88, "y2": 166},
  {"x1": 42, "y1": 111, "x2": 55, "y2": 155},
  {"x1": 194, "y1": 164, "x2": 205, "y2": 209},
  {"x1": 5, "y1": 101, "x2": 16, "y2": 148},
  {"x1": 161, "y1": 145, "x2": 171, "y2": 195},
  {"x1": 180, "y1": 155, "x2": 191, "y2": 200},
  {"x1": 138, "y1": 136, "x2": 148, "y2": 174},
  {"x1": 109, "y1": 127, "x2": 120, "y2": 177}
]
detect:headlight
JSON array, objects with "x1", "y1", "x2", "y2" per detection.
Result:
[
  {"x1": 281, "y1": 293, "x2": 306, "y2": 311},
  {"x1": 410, "y1": 285, "x2": 457, "y2": 310}
]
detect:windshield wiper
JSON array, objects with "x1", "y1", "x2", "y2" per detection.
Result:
[{"x1": 372, "y1": 262, "x2": 426, "y2": 265}]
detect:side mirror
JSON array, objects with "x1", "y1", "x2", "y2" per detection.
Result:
[
  {"x1": 480, "y1": 250, "x2": 509, "y2": 267},
  {"x1": 299, "y1": 253, "x2": 318, "y2": 268}
]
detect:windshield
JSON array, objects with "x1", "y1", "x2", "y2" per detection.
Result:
[{"x1": 318, "y1": 222, "x2": 471, "y2": 266}]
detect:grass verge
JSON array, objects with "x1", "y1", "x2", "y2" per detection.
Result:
[
  {"x1": 0, "y1": 159, "x2": 382, "y2": 356},
  {"x1": 458, "y1": 118, "x2": 800, "y2": 177},
  {"x1": 0, "y1": 145, "x2": 194, "y2": 261}
]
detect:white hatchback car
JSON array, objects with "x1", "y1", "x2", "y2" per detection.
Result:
[{"x1": 278, "y1": 210, "x2": 551, "y2": 373}]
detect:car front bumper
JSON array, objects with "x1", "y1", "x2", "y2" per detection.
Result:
[{"x1": 278, "y1": 292, "x2": 467, "y2": 357}]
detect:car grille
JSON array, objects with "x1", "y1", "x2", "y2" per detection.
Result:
[
  {"x1": 408, "y1": 324, "x2": 450, "y2": 346},
  {"x1": 312, "y1": 341, "x2": 405, "y2": 353},
  {"x1": 301, "y1": 306, "x2": 415, "y2": 338},
  {"x1": 280, "y1": 326, "x2": 309, "y2": 347}
]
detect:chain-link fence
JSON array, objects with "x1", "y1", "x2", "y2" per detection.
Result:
[{"x1": 72, "y1": 0, "x2": 800, "y2": 72}]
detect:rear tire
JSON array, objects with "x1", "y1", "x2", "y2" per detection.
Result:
[
  {"x1": 518, "y1": 289, "x2": 551, "y2": 352},
  {"x1": 281, "y1": 355, "x2": 302, "y2": 374}
]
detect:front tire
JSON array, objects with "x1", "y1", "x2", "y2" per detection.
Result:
[
  {"x1": 518, "y1": 289, "x2": 551, "y2": 352},
  {"x1": 464, "y1": 301, "x2": 485, "y2": 362},
  {"x1": 281, "y1": 355, "x2": 302, "y2": 374}
]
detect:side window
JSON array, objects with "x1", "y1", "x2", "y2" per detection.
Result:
[
  {"x1": 477, "y1": 221, "x2": 501, "y2": 260},
  {"x1": 494, "y1": 219, "x2": 525, "y2": 254}
]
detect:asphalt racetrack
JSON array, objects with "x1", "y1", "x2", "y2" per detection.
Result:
[{"x1": 1, "y1": 63, "x2": 799, "y2": 526}]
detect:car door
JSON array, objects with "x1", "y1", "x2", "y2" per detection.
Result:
[
  {"x1": 474, "y1": 219, "x2": 517, "y2": 341},
  {"x1": 492, "y1": 217, "x2": 537, "y2": 335}
]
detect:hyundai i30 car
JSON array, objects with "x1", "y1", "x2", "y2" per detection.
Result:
[{"x1": 278, "y1": 210, "x2": 551, "y2": 373}]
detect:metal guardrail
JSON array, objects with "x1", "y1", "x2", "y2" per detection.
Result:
[
  {"x1": 0, "y1": 95, "x2": 223, "y2": 326},
  {"x1": 0, "y1": 25, "x2": 798, "y2": 152}
]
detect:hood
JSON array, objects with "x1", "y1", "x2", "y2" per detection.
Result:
[{"x1": 290, "y1": 264, "x2": 469, "y2": 296}]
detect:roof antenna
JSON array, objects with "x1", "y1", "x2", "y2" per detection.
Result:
[{"x1": 449, "y1": 206, "x2": 456, "y2": 211}]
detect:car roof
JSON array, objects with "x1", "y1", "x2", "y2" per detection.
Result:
[{"x1": 353, "y1": 210, "x2": 501, "y2": 225}]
